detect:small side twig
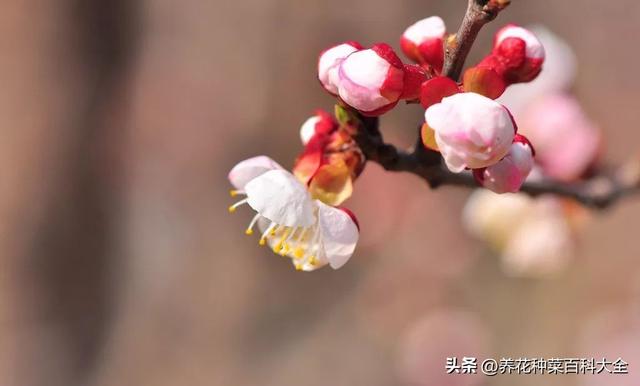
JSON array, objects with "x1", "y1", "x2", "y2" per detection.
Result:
[{"x1": 442, "y1": 0, "x2": 511, "y2": 80}]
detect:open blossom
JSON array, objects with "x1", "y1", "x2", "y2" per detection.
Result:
[
  {"x1": 337, "y1": 43, "x2": 405, "y2": 116},
  {"x1": 478, "y1": 24, "x2": 545, "y2": 85},
  {"x1": 228, "y1": 156, "x2": 359, "y2": 271},
  {"x1": 400, "y1": 16, "x2": 446, "y2": 72},
  {"x1": 424, "y1": 92, "x2": 515, "y2": 172},
  {"x1": 318, "y1": 41, "x2": 363, "y2": 95},
  {"x1": 474, "y1": 135, "x2": 535, "y2": 194}
]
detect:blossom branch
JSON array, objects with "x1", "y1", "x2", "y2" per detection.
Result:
[
  {"x1": 442, "y1": 0, "x2": 511, "y2": 80},
  {"x1": 346, "y1": 1, "x2": 640, "y2": 210},
  {"x1": 354, "y1": 114, "x2": 640, "y2": 209}
]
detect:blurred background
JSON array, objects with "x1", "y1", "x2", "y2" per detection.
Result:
[{"x1": 1, "y1": 1, "x2": 640, "y2": 385}]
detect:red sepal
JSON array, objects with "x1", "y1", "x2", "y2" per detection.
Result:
[
  {"x1": 400, "y1": 64, "x2": 429, "y2": 100},
  {"x1": 418, "y1": 38, "x2": 444, "y2": 73},
  {"x1": 462, "y1": 66, "x2": 506, "y2": 99},
  {"x1": 419, "y1": 76, "x2": 460, "y2": 108},
  {"x1": 338, "y1": 207, "x2": 360, "y2": 231},
  {"x1": 513, "y1": 133, "x2": 536, "y2": 157},
  {"x1": 371, "y1": 42, "x2": 404, "y2": 69}
]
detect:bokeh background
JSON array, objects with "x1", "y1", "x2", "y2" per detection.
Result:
[{"x1": 1, "y1": 1, "x2": 640, "y2": 386}]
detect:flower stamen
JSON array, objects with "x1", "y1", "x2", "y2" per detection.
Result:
[
  {"x1": 228, "y1": 198, "x2": 248, "y2": 213},
  {"x1": 245, "y1": 214, "x2": 260, "y2": 235},
  {"x1": 229, "y1": 189, "x2": 245, "y2": 197},
  {"x1": 259, "y1": 222, "x2": 276, "y2": 245}
]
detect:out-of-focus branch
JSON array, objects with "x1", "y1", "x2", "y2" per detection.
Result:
[
  {"x1": 442, "y1": 0, "x2": 510, "y2": 80},
  {"x1": 354, "y1": 114, "x2": 640, "y2": 209}
]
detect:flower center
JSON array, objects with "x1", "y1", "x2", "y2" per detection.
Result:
[{"x1": 228, "y1": 190, "x2": 323, "y2": 271}]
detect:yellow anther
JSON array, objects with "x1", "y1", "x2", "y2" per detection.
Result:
[
  {"x1": 258, "y1": 238, "x2": 266, "y2": 246},
  {"x1": 308, "y1": 256, "x2": 317, "y2": 265},
  {"x1": 245, "y1": 228, "x2": 253, "y2": 235},
  {"x1": 229, "y1": 190, "x2": 239, "y2": 197},
  {"x1": 295, "y1": 263, "x2": 303, "y2": 271},
  {"x1": 272, "y1": 242, "x2": 283, "y2": 253},
  {"x1": 294, "y1": 248, "x2": 305, "y2": 259},
  {"x1": 228, "y1": 206, "x2": 236, "y2": 213}
]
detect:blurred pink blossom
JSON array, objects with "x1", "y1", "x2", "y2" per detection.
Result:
[
  {"x1": 520, "y1": 94, "x2": 601, "y2": 181},
  {"x1": 396, "y1": 309, "x2": 491, "y2": 386}
]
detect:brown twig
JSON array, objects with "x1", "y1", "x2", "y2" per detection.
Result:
[
  {"x1": 442, "y1": 0, "x2": 511, "y2": 80},
  {"x1": 354, "y1": 114, "x2": 639, "y2": 209}
]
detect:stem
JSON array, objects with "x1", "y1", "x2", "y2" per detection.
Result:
[
  {"x1": 353, "y1": 115, "x2": 640, "y2": 210},
  {"x1": 442, "y1": 0, "x2": 511, "y2": 80}
]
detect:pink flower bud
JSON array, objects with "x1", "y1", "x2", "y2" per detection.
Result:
[
  {"x1": 400, "y1": 16, "x2": 446, "y2": 72},
  {"x1": 318, "y1": 41, "x2": 363, "y2": 95},
  {"x1": 424, "y1": 92, "x2": 515, "y2": 172},
  {"x1": 479, "y1": 24, "x2": 545, "y2": 84},
  {"x1": 299, "y1": 110, "x2": 337, "y2": 145},
  {"x1": 337, "y1": 43, "x2": 405, "y2": 116},
  {"x1": 474, "y1": 135, "x2": 535, "y2": 193}
]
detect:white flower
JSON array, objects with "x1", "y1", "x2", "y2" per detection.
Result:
[
  {"x1": 425, "y1": 92, "x2": 515, "y2": 172},
  {"x1": 228, "y1": 156, "x2": 359, "y2": 271}
]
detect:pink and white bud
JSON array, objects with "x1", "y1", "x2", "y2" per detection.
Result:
[
  {"x1": 337, "y1": 43, "x2": 405, "y2": 116},
  {"x1": 400, "y1": 16, "x2": 446, "y2": 72},
  {"x1": 299, "y1": 110, "x2": 337, "y2": 145},
  {"x1": 424, "y1": 92, "x2": 516, "y2": 172},
  {"x1": 318, "y1": 41, "x2": 363, "y2": 95},
  {"x1": 480, "y1": 24, "x2": 545, "y2": 84},
  {"x1": 474, "y1": 135, "x2": 535, "y2": 194}
]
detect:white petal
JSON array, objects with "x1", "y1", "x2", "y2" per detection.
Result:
[
  {"x1": 496, "y1": 25, "x2": 545, "y2": 59},
  {"x1": 299, "y1": 116, "x2": 321, "y2": 145},
  {"x1": 403, "y1": 16, "x2": 446, "y2": 44},
  {"x1": 228, "y1": 156, "x2": 284, "y2": 190},
  {"x1": 317, "y1": 201, "x2": 359, "y2": 269},
  {"x1": 318, "y1": 43, "x2": 360, "y2": 94},
  {"x1": 340, "y1": 49, "x2": 390, "y2": 91},
  {"x1": 245, "y1": 169, "x2": 315, "y2": 228}
]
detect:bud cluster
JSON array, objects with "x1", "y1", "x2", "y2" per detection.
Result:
[{"x1": 316, "y1": 18, "x2": 545, "y2": 193}]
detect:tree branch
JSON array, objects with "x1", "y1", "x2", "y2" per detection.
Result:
[
  {"x1": 353, "y1": 114, "x2": 640, "y2": 210},
  {"x1": 349, "y1": 1, "x2": 640, "y2": 209},
  {"x1": 442, "y1": 0, "x2": 511, "y2": 80}
]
